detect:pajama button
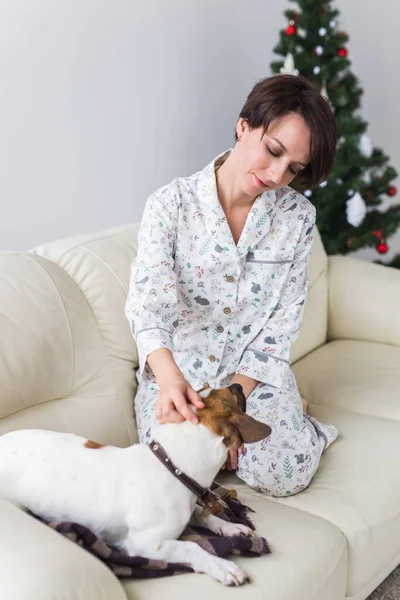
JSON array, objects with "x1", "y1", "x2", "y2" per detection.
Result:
[
  {"x1": 217, "y1": 326, "x2": 224, "y2": 333},
  {"x1": 227, "y1": 275, "x2": 235, "y2": 282},
  {"x1": 203, "y1": 382, "x2": 210, "y2": 389},
  {"x1": 223, "y1": 307, "x2": 231, "y2": 314},
  {"x1": 209, "y1": 355, "x2": 216, "y2": 362}
]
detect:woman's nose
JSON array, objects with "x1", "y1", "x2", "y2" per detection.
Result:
[{"x1": 268, "y1": 162, "x2": 287, "y2": 186}]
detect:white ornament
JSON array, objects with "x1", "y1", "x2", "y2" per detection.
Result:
[
  {"x1": 304, "y1": 190, "x2": 313, "y2": 198},
  {"x1": 280, "y1": 53, "x2": 299, "y2": 76},
  {"x1": 346, "y1": 192, "x2": 367, "y2": 227},
  {"x1": 319, "y1": 27, "x2": 327, "y2": 36},
  {"x1": 363, "y1": 170, "x2": 372, "y2": 184},
  {"x1": 359, "y1": 133, "x2": 374, "y2": 158},
  {"x1": 337, "y1": 136, "x2": 346, "y2": 147},
  {"x1": 297, "y1": 28, "x2": 306, "y2": 38},
  {"x1": 329, "y1": 19, "x2": 337, "y2": 28},
  {"x1": 315, "y1": 46, "x2": 324, "y2": 56},
  {"x1": 313, "y1": 66, "x2": 321, "y2": 75},
  {"x1": 320, "y1": 180, "x2": 328, "y2": 188},
  {"x1": 347, "y1": 189, "x2": 355, "y2": 197},
  {"x1": 336, "y1": 178, "x2": 343, "y2": 184}
]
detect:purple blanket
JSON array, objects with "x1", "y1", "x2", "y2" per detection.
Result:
[{"x1": 34, "y1": 483, "x2": 270, "y2": 578}]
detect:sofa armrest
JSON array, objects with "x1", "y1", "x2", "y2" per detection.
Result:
[
  {"x1": 328, "y1": 255, "x2": 400, "y2": 346},
  {"x1": 0, "y1": 499, "x2": 127, "y2": 600}
]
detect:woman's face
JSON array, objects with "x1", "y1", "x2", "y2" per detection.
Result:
[{"x1": 235, "y1": 112, "x2": 311, "y2": 194}]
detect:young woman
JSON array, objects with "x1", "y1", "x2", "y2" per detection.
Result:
[{"x1": 126, "y1": 74, "x2": 338, "y2": 496}]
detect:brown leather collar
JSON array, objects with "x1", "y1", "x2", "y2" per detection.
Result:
[{"x1": 149, "y1": 440, "x2": 222, "y2": 515}]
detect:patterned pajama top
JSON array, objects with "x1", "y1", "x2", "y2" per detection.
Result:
[{"x1": 125, "y1": 149, "x2": 316, "y2": 392}]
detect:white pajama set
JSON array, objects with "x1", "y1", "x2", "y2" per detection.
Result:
[{"x1": 125, "y1": 149, "x2": 338, "y2": 497}]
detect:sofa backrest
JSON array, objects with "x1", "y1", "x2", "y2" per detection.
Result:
[{"x1": 0, "y1": 222, "x2": 328, "y2": 446}]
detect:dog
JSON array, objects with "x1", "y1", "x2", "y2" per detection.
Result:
[{"x1": 0, "y1": 383, "x2": 271, "y2": 586}]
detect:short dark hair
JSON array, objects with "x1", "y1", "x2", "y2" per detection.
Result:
[{"x1": 236, "y1": 74, "x2": 337, "y2": 189}]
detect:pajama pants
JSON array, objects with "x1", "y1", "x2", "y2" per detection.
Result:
[{"x1": 134, "y1": 368, "x2": 338, "y2": 497}]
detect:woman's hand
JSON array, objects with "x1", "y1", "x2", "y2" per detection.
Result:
[
  {"x1": 156, "y1": 375, "x2": 205, "y2": 424},
  {"x1": 222, "y1": 445, "x2": 244, "y2": 471}
]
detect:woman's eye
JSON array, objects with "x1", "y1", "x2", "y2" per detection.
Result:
[{"x1": 267, "y1": 146, "x2": 279, "y2": 158}]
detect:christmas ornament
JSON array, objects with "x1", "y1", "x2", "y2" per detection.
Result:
[
  {"x1": 359, "y1": 134, "x2": 373, "y2": 158},
  {"x1": 329, "y1": 19, "x2": 337, "y2": 28},
  {"x1": 319, "y1": 180, "x2": 328, "y2": 188},
  {"x1": 387, "y1": 186, "x2": 397, "y2": 196},
  {"x1": 347, "y1": 189, "x2": 355, "y2": 197},
  {"x1": 346, "y1": 192, "x2": 367, "y2": 227},
  {"x1": 336, "y1": 178, "x2": 343, "y2": 184},
  {"x1": 304, "y1": 190, "x2": 312, "y2": 198},
  {"x1": 315, "y1": 45, "x2": 324, "y2": 56},
  {"x1": 377, "y1": 242, "x2": 389, "y2": 254},
  {"x1": 280, "y1": 53, "x2": 299, "y2": 76},
  {"x1": 286, "y1": 24, "x2": 297, "y2": 36},
  {"x1": 297, "y1": 28, "x2": 306, "y2": 38},
  {"x1": 313, "y1": 66, "x2": 321, "y2": 75},
  {"x1": 319, "y1": 27, "x2": 327, "y2": 36},
  {"x1": 337, "y1": 47, "x2": 348, "y2": 58}
]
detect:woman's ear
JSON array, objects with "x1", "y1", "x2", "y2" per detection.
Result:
[{"x1": 236, "y1": 118, "x2": 248, "y2": 142}]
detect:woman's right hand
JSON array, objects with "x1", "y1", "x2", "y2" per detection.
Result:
[{"x1": 155, "y1": 375, "x2": 205, "y2": 425}]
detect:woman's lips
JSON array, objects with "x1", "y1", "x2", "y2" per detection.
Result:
[{"x1": 254, "y1": 174, "x2": 268, "y2": 188}]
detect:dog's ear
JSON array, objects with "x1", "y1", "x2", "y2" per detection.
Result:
[
  {"x1": 229, "y1": 413, "x2": 271, "y2": 444},
  {"x1": 227, "y1": 383, "x2": 246, "y2": 413},
  {"x1": 217, "y1": 418, "x2": 244, "y2": 449}
]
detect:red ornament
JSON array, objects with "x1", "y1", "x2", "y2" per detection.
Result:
[
  {"x1": 387, "y1": 186, "x2": 397, "y2": 196},
  {"x1": 286, "y1": 24, "x2": 297, "y2": 36},
  {"x1": 337, "y1": 48, "x2": 348, "y2": 58},
  {"x1": 377, "y1": 242, "x2": 389, "y2": 254}
]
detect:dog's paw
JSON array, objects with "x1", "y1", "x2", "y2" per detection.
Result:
[
  {"x1": 209, "y1": 556, "x2": 249, "y2": 586},
  {"x1": 215, "y1": 522, "x2": 254, "y2": 537}
]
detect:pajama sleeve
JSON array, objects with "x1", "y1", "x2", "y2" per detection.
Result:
[
  {"x1": 236, "y1": 205, "x2": 316, "y2": 388},
  {"x1": 125, "y1": 184, "x2": 179, "y2": 377}
]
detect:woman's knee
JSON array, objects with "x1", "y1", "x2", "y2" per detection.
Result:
[{"x1": 237, "y1": 441, "x2": 319, "y2": 497}]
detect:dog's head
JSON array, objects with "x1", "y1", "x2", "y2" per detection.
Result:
[{"x1": 196, "y1": 384, "x2": 271, "y2": 449}]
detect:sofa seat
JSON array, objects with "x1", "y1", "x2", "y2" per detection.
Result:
[
  {"x1": 122, "y1": 491, "x2": 346, "y2": 600},
  {"x1": 215, "y1": 339, "x2": 400, "y2": 600}
]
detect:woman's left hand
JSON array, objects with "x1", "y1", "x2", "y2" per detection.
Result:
[{"x1": 222, "y1": 445, "x2": 244, "y2": 470}]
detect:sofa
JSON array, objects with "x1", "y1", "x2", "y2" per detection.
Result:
[{"x1": 0, "y1": 222, "x2": 399, "y2": 600}]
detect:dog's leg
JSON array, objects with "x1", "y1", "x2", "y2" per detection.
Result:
[
  {"x1": 125, "y1": 536, "x2": 249, "y2": 586},
  {"x1": 191, "y1": 505, "x2": 254, "y2": 538}
]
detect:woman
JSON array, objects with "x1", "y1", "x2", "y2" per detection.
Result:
[{"x1": 125, "y1": 74, "x2": 338, "y2": 496}]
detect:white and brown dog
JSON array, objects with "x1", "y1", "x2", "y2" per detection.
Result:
[{"x1": 0, "y1": 384, "x2": 271, "y2": 586}]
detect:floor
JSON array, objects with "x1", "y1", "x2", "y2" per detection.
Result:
[{"x1": 366, "y1": 564, "x2": 400, "y2": 599}]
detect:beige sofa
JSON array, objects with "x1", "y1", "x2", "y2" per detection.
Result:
[{"x1": 1, "y1": 223, "x2": 399, "y2": 600}]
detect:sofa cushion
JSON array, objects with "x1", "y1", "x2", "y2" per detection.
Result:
[
  {"x1": 122, "y1": 491, "x2": 346, "y2": 600},
  {"x1": 293, "y1": 339, "x2": 400, "y2": 421},
  {"x1": 0, "y1": 253, "x2": 132, "y2": 446},
  {"x1": 291, "y1": 341, "x2": 400, "y2": 597}
]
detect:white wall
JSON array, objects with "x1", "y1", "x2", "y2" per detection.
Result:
[{"x1": 1, "y1": 0, "x2": 399, "y2": 262}]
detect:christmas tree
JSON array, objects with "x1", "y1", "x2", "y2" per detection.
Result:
[{"x1": 271, "y1": 0, "x2": 400, "y2": 267}]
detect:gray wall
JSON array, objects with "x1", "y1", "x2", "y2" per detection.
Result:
[{"x1": 1, "y1": 0, "x2": 399, "y2": 263}]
